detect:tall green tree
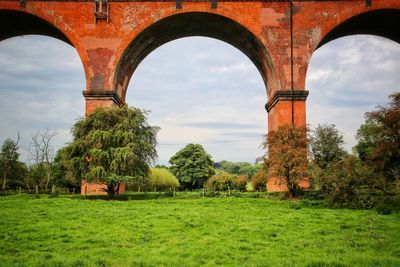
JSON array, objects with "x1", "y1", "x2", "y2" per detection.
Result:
[
  {"x1": 310, "y1": 123, "x2": 346, "y2": 170},
  {"x1": 1, "y1": 137, "x2": 21, "y2": 192},
  {"x1": 60, "y1": 106, "x2": 159, "y2": 197},
  {"x1": 169, "y1": 144, "x2": 215, "y2": 189},
  {"x1": 353, "y1": 119, "x2": 380, "y2": 162},
  {"x1": 263, "y1": 125, "x2": 309, "y2": 197},
  {"x1": 354, "y1": 92, "x2": 400, "y2": 184}
]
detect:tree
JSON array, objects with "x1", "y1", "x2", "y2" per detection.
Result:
[
  {"x1": 263, "y1": 125, "x2": 309, "y2": 197},
  {"x1": 51, "y1": 146, "x2": 81, "y2": 190},
  {"x1": 310, "y1": 124, "x2": 346, "y2": 169},
  {"x1": 353, "y1": 119, "x2": 380, "y2": 162},
  {"x1": 60, "y1": 106, "x2": 159, "y2": 198},
  {"x1": 354, "y1": 92, "x2": 400, "y2": 186},
  {"x1": 0, "y1": 136, "x2": 21, "y2": 192},
  {"x1": 169, "y1": 144, "x2": 215, "y2": 189},
  {"x1": 27, "y1": 128, "x2": 58, "y2": 192}
]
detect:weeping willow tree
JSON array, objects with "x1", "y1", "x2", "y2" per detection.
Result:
[{"x1": 60, "y1": 106, "x2": 158, "y2": 198}]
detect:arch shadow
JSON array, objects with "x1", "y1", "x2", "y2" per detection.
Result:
[
  {"x1": 317, "y1": 9, "x2": 400, "y2": 49},
  {"x1": 0, "y1": 9, "x2": 90, "y2": 92},
  {"x1": 115, "y1": 12, "x2": 276, "y2": 101},
  {"x1": 0, "y1": 10, "x2": 71, "y2": 45}
]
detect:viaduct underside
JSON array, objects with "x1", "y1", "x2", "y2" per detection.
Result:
[{"x1": 0, "y1": 0, "x2": 399, "y2": 192}]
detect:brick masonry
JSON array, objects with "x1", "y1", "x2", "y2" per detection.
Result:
[{"x1": 81, "y1": 180, "x2": 126, "y2": 196}]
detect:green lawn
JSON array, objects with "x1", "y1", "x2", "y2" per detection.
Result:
[{"x1": 0, "y1": 193, "x2": 399, "y2": 267}]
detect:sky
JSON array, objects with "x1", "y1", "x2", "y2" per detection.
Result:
[{"x1": 0, "y1": 34, "x2": 399, "y2": 165}]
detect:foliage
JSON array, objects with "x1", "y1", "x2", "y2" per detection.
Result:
[
  {"x1": 205, "y1": 171, "x2": 235, "y2": 191},
  {"x1": 263, "y1": 125, "x2": 309, "y2": 197},
  {"x1": 214, "y1": 161, "x2": 260, "y2": 179},
  {"x1": 251, "y1": 165, "x2": 268, "y2": 192},
  {"x1": 26, "y1": 163, "x2": 52, "y2": 192},
  {"x1": 310, "y1": 123, "x2": 346, "y2": 169},
  {"x1": 0, "y1": 137, "x2": 26, "y2": 192},
  {"x1": 354, "y1": 92, "x2": 400, "y2": 191},
  {"x1": 353, "y1": 120, "x2": 380, "y2": 162},
  {"x1": 58, "y1": 106, "x2": 159, "y2": 197},
  {"x1": 1, "y1": 195, "x2": 399, "y2": 266},
  {"x1": 51, "y1": 146, "x2": 81, "y2": 190},
  {"x1": 147, "y1": 167, "x2": 180, "y2": 191},
  {"x1": 169, "y1": 144, "x2": 215, "y2": 189},
  {"x1": 315, "y1": 154, "x2": 370, "y2": 208},
  {"x1": 234, "y1": 175, "x2": 248, "y2": 192},
  {"x1": 205, "y1": 172, "x2": 248, "y2": 192}
]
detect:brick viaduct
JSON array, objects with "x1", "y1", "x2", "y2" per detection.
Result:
[{"x1": 0, "y1": 0, "x2": 399, "y2": 192}]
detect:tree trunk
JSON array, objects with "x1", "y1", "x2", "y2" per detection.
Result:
[
  {"x1": 107, "y1": 182, "x2": 117, "y2": 199},
  {"x1": 2, "y1": 172, "x2": 7, "y2": 193},
  {"x1": 115, "y1": 183, "x2": 120, "y2": 197},
  {"x1": 45, "y1": 172, "x2": 51, "y2": 193}
]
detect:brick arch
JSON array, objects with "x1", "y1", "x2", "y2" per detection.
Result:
[
  {"x1": 0, "y1": 8, "x2": 89, "y2": 90},
  {"x1": 114, "y1": 11, "x2": 277, "y2": 103},
  {"x1": 297, "y1": 6, "x2": 400, "y2": 96},
  {"x1": 316, "y1": 8, "x2": 400, "y2": 50}
]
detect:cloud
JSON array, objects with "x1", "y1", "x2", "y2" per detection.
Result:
[
  {"x1": 0, "y1": 35, "x2": 85, "y2": 161},
  {"x1": 208, "y1": 62, "x2": 254, "y2": 73}
]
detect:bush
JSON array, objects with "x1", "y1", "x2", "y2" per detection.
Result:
[
  {"x1": 205, "y1": 172, "x2": 235, "y2": 191},
  {"x1": 234, "y1": 175, "x2": 247, "y2": 192},
  {"x1": 313, "y1": 154, "x2": 384, "y2": 209},
  {"x1": 147, "y1": 168, "x2": 180, "y2": 191},
  {"x1": 251, "y1": 167, "x2": 268, "y2": 192}
]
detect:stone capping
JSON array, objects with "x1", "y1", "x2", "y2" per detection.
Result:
[
  {"x1": 265, "y1": 90, "x2": 309, "y2": 112},
  {"x1": 82, "y1": 90, "x2": 124, "y2": 106}
]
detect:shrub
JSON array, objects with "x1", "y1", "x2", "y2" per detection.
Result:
[
  {"x1": 205, "y1": 171, "x2": 235, "y2": 191},
  {"x1": 315, "y1": 154, "x2": 372, "y2": 208},
  {"x1": 147, "y1": 168, "x2": 180, "y2": 191},
  {"x1": 251, "y1": 167, "x2": 268, "y2": 192},
  {"x1": 233, "y1": 175, "x2": 247, "y2": 192}
]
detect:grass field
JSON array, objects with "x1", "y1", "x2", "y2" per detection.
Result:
[{"x1": 0, "y1": 193, "x2": 399, "y2": 267}]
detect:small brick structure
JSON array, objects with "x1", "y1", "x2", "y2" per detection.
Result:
[
  {"x1": 1, "y1": 0, "x2": 398, "y2": 193},
  {"x1": 81, "y1": 180, "x2": 125, "y2": 196}
]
